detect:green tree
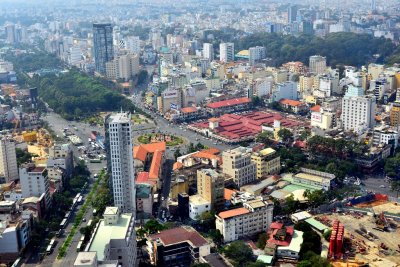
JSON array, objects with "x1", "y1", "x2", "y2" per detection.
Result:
[
  {"x1": 209, "y1": 229, "x2": 223, "y2": 245},
  {"x1": 256, "y1": 131, "x2": 274, "y2": 146},
  {"x1": 256, "y1": 232, "x2": 268, "y2": 249},
  {"x1": 174, "y1": 148, "x2": 182, "y2": 160},
  {"x1": 303, "y1": 190, "x2": 326, "y2": 208},
  {"x1": 278, "y1": 128, "x2": 293, "y2": 144},
  {"x1": 224, "y1": 240, "x2": 253, "y2": 267},
  {"x1": 391, "y1": 180, "x2": 400, "y2": 198},
  {"x1": 138, "y1": 70, "x2": 149, "y2": 85}
]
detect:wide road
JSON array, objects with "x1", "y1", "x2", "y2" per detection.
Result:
[
  {"x1": 130, "y1": 94, "x2": 233, "y2": 152},
  {"x1": 23, "y1": 111, "x2": 106, "y2": 267}
]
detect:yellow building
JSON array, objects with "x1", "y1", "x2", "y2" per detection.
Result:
[
  {"x1": 251, "y1": 148, "x2": 281, "y2": 179},
  {"x1": 169, "y1": 178, "x2": 189, "y2": 199},
  {"x1": 197, "y1": 169, "x2": 225, "y2": 211},
  {"x1": 390, "y1": 102, "x2": 400, "y2": 127}
]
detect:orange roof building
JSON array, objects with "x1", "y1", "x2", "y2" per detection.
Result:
[{"x1": 134, "y1": 142, "x2": 166, "y2": 188}]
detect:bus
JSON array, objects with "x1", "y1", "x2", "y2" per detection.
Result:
[
  {"x1": 77, "y1": 196, "x2": 83, "y2": 204},
  {"x1": 92, "y1": 209, "x2": 97, "y2": 216},
  {"x1": 64, "y1": 211, "x2": 71, "y2": 220},
  {"x1": 46, "y1": 245, "x2": 53, "y2": 255},
  {"x1": 80, "y1": 235, "x2": 85, "y2": 242},
  {"x1": 87, "y1": 219, "x2": 93, "y2": 227},
  {"x1": 60, "y1": 218, "x2": 68, "y2": 229},
  {"x1": 49, "y1": 238, "x2": 56, "y2": 248},
  {"x1": 76, "y1": 241, "x2": 83, "y2": 252}
]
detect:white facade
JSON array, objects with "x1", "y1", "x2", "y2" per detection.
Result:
[
  {"x1": 341, "y1": 86, "x2": 376, "y2": 132},
  {"x1": 373, "y1": 126, "x2": 398, "y2": 148},
  {"x1": 319, "y1": 75, "x2": 339, "y2": 97},
  {"x1": 68, "y1": 46, "x2": 82, "y2": 66},
  {"x1": 273, "y1": 81, "x2": 298, "y2": 101},
  {"x1": 309, "y1": 55, "x2": 326, "y2": 75},
  {"x1": 189, "y1": 195, "x2": 211, "y2": 220},
  {"x1": 86, "y1": 207, "x2": 136, "y2": 267},
  {"x1": 203, "y1": 43, "x2": 214, "y2": 61},
  {"x1": 126, "y1": 36, "x2": 140, "y2": 54},
  {"x1": 0, "y1": 138, "x2": 18, "y2": 182},
  {"x1": 219, "y1": 42, "x2": 234, "y2": 62},
  {"x1": 19, "y1": 166, "x2": 51, "y2": 208},
  {"x1": 108, "y1": 113, "x2": 136, "y2": 214},
  {"x1": 249, "y1": 46, "x2": 266, "y2": 66},
  {"x1": 215, "y1": 199, "x2": 273, "y2": 243},
  {"x1": 106, "y1": 54, "x2": 140, "y2": 81},
  {"x1": 252, "y1": 77, "x2": 273, "y2": 98}
]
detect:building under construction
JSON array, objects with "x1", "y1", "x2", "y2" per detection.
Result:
[{"x1": 329, "y1": 220, "x2": 345, "y2": 259}]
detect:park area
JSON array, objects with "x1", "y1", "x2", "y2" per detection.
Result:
[{"x1": 137, "y1": 133, "x2": 184, "y2": 147}]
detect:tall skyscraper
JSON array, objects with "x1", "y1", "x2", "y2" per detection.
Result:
[
  {"x1": 107, "y1": 112, "x2": 136, "y2": 214},
  {"x1": 93, "y1": 23, "x2": 114, "y2": 74},
  {"x1": 371, "y1": 0, "x2": 377, "y2": 11},
  {"x1": 0, "y1": 138, "x2": 19, "y2": 182},
  {"x1": 309, "y1": 55, "x2": 327, "y2": 75},
  {"x1": 203, "y1": 43, "x2": 214, "y2": 61},
  {"x1": 5, "y1": 24, "x2": 16, "y2": 44},
  {"x1": 219, "y1": 42, "x2": 234, "y2": 63},
  {"x1": 288, "y1": 5, "x2": 298, "y2": 23}
]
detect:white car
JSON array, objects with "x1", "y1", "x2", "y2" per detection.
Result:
[{"x1": 379, "y1": 185, "x2": 385, "y2": 188}]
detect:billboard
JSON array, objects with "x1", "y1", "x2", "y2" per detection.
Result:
[
  {"x1": 311, "y1": 112, "x2": 322, "y2": 123},
  {"x1": 163, "y1": 89, "x2": 178, "y2": 99},
  {"x1": 170, "y1": 103, "x2": 179, "y2": 110}
]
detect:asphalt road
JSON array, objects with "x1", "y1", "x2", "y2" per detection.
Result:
[{"x1": 23, "y1": 111, "x2": 106, "y2": 267}]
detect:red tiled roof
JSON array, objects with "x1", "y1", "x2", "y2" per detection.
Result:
[
  {"x1": 218, "y1": 208, "x2": 249, "y2": 219},
  {"x1": 206, "y1": 97, "x2": 251, "y2": 109},
  {"x1": 310, "y1": 105, "x2": 321, "y2": 112},
  {"x1": 173, "y1": 162, "x2": 183, "y2": 171},
  {"x1": 267, "y1": 222, "x2": 294, "y2": 247},
  {"x1": 134, "y1": 142, "x2": 166, "y2": 161},
  {"x1": 279, "y1": 98, "x2": 302, "y2": 107},
  {"x1": 224, "y1": 188, "x2": 236, "y2": 201},
  {"x1": 151, "y1": 227, "x2": 208, "y2": 247},
  {"x1": 149, "y1": 150, "x2": 163, "y2": 179},
  {"x1": 181, "y1": 107, "x2": 198, "y2": 113}
]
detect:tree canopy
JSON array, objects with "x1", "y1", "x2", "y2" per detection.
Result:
[
  {"x1": 32, "y1": 70, "x2": 140, "y2": 120},
  {"x1": 224, "y1": 240, "x2": 254, "y2": 267},
  {"x1": 235, "y1": 32, "x2": 397, "y2": 67}
]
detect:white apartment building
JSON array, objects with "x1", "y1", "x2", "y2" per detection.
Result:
[
  {"x1": 251, "y1": 77, "x2": 273, "y2": 98},
  {"x1": 189, "y1": 195, "x2": 211, "y2": 220},
  {"x1": 373, "y1": 126, "x2": 399, "y2": 148},
  {"x1": 107, "y1": 112, "x2": 136, "y2": 214},
  {"x1": 219, "y1": 42, "x2": 234, "y2": 63},
  {"x1": 85, "y1": 207, "x2": 136, "y2": 267},
  {"x1": 249, "y1": 46, "x2": 266, "y2": 66},
  {"x1": 222, "y1": 147, "x2": 256, "y2": 187},
  {"x1": 0, "y1": 137, "x2": 19, "y2": 182},
  {"x1": 273, "y1": 81, "x2": 298, "y2": 101},
  {"x1": 341, "y1": 85, "x2": 376, "y2": 132},
  {"x1": 309, "y1": 55, "x2": 326, "y2": 75},
  {"x1": 318, "y1": 74, "x2": 339, "y2": 97},
  {"x1": 68, "y1": 46, "x2": 82, "y2": 67},
  {"x1": 106, "y1": 53, "x2": 140, "y2": 81},
  {"x1": 203, "y1": 43, "x2": 214, "y2": 61},
  {"x1": 19, "y1": 165, "x2": 51, "y2": 208},
  {"x1": 215, "y1": 199, "x2": 273, "y2": 242},
  {"x1": 125, "y1": 36, "x2": 140, "y2": 54}
]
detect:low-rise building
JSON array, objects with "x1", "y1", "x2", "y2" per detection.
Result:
[
  {"x1": 85, "y1": 207, "x2": 136, "y2": 267},
  {"x1": 189, "y1": 195, "x2": 211, "y2": 220},
  {"x1": 276, "y1": 230, "x2": 303, "y2": 260},
  {"x1": 74, "y1": 251, "x2": 118, "y2": 267},
  {"x1": 372, "y1": 125, "x2": 398, "y2": 148},
  {"x1": 292, "y1": 168, "x2": 335, "y2": 191},
  {"x1": 251, "y1": 148, "x2": 281, "y2": 179},
  {"x1": 147, "y1": 226, "x2": 210, "y2": 267},
  {"x1": 206, "y1": 97, "x2": 251, "y2": 116},
  {"x1": 215, "y1": 199, "x2": 273, "y2": 242},
  {"x1": 279, "y1": 99, "x2": 307, "y2": 114}
]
